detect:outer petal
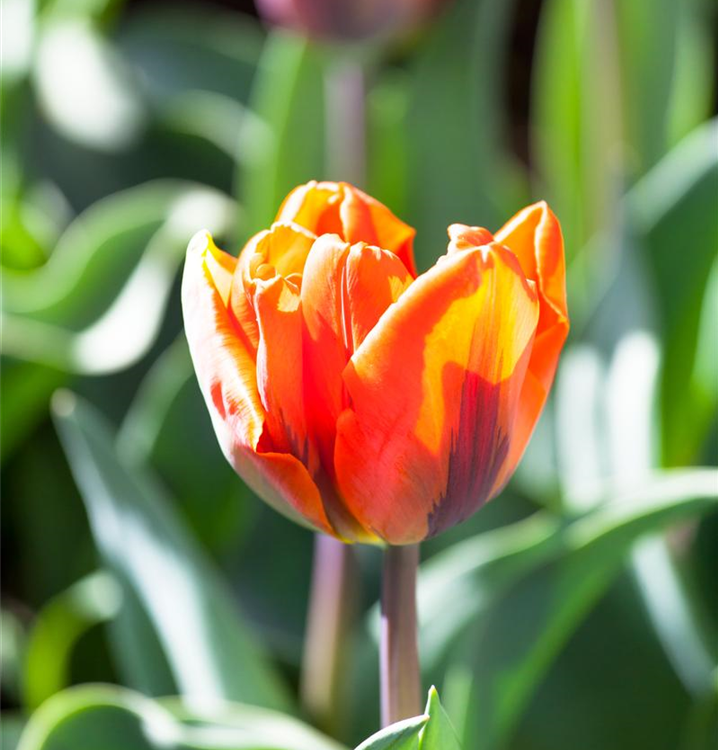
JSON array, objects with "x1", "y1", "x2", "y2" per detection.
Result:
[
  {"x1": 182, "y1": 230, "x2": 334, "y2": 536},
  {"x1": 276, "y1": 181, "x2": 417, "y2": 276},
  {"x1": 300, "y1": 234, "x2": 352, "y2": 478},
  {"x1": 494, "y1": 202, "x2": 569, "y2": 471},
  {"x1": 253, "y1": 275, "x2": 313, "y2": 466},
  {"x1": 334, "y1": 245, "x2": 540, "y2": 544}
]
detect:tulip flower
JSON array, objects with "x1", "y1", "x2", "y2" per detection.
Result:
[
  {"x1": 255, "y1": 0, "x2": 448, "y2": 41},
  {"x1": 182, "y1": 181, "x2": 568, "y2": 545}
]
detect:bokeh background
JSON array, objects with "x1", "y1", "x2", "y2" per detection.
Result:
[{"x1": 1, "y1": 0, "x2": 717, "y2": 748}]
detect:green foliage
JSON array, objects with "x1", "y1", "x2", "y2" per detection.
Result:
[
  {"x1": 24, "y1": 571, "x2": 122, "y2": 710},
  {"x1": 240, "y1": 32, "x2": 326, "y2": 237},
  {"x1": 2, "y1": 0, "x2": 717, "y2": 749},
  {"x1": 52, "y1": 391, "x2": 291, "y2": 711},
  {"x1": 17, "y1": 685, "x2": 345, "y2": 750}
]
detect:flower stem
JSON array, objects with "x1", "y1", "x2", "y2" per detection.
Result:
[
  {"x1": 381, "y1": 544, "x2": 421, "y2": 726},
  {"x1": 300, "y1": 534, "x2": 356, "y2": 733},
  {"x1": 324, "y1": 54, "x2": 367, "y2": 186}
]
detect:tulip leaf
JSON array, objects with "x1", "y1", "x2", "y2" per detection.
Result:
[
  {"x1": 404, "y1": 0, "x2": 526, "y2": 269},
  {"x1": 531, "y1": 0, "x2": 624, "y2": 315},
  {"x1": 52, "y1": 391, "x2": 292, "y2": 711},
  {"x1": 625, "y1": 119, "x2": 718, "y2": 465},
  {"x1": 0, "y1": 362, "x2": 66, "y2": 464},
  {"x1": 419, "y1": 687, "x2": 462, "y2": 750},
  {"x1": 117, "y1": 337, "x2": 253, "y2": 554},
  {"x1": 1, "y1": 181, "x2": 233, "y2": 374},
  {"x1": 353, "y1": 688, "x2": 462, "y2": 750},
  {"x1": 354, "y1": 716, "x2": 428, "y2": 750},
  {"x1": 23, "y1": 571, "x2": 123, "y2": 711},
  {"x1": 1, "y1": 712, "x2": 25, "y2": 750},
  {"x1": 614, "y1": 0, "x2": 680, "y2": 174},
  {"x1": 414, "y1": 469, "x2": 718, "y2": 749},
  {"x1": 17, "y1": 685, "x2": 345, "y2": 750},
  {"x1": 241, "y1": 31, "x2": 325, "y2": 237},
  {"x1": 117, "y1": 4, "x2": 263, "y2": 104}
]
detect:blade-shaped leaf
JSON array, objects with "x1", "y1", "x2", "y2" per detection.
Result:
[
  {"x1": 18, "y1": 685, "x2": 345, "y2": 750},
  {"x1": 452, "y1": 470, "x2": 718, "y2": 749},
  {"x1": 1, "y1": 181, "x2": 233, "y2": 374},
  {"x1": 241, "y1": 31, "x2": 325, "y2": 237},
  {"x1": 52, "y1": 391, "x2": 291, "y2": 711},
  {"x1": 404, "y1": 0, "x2": 526, "y2": 269},
  {"x1": 354, "y1": 716, "x2": 428, "y2": 750},
  {"x1": 419, "y1": 687, "x2": 462, "y2": 750},
  {"x1": 24, "y1": 571, "x2": 122, "y2": 711},
  {"x1": 626, "y1": 119, "x2": 718, "y2": 464}
]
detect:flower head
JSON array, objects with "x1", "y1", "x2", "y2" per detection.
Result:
[
  {"x1": 182, "y1": 181, "x2": 568, "y2": 544},
  {"x1": 255, "y1": 0, "x2": 448, "y2": 42}
]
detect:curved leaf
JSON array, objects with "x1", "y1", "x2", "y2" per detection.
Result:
[
  {"x1": 1, "y1": 181, "x2": 234, "y2": 374},
  {"x1": 24, "y1": 571, "x2": 122, "y2": 711},
  {"x1": 18, "y1": 685, "x2": 344, "y2": 750},
  {"x1": 52, "y1": 392, "x2": 291, "y2": 711}
]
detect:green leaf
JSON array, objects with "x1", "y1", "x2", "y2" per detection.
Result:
[
  {"x1": 117, "y1": 337, "x2": 253, "y2": 553},
  {"x1": 449, "y1": 470, "x2": 718, "y2": 749},
  {"x1": 52, "y1": 391, "x2": 291, "y2": 711},
  {"x1": 532, "y1": 0, "x2": 623, "y2": 317},
  {"x1": 1, "y1": 610, "x2": 28, "y2": 705},
  {"x1": 1, "y1": 181, "x2": 233, "y2": 374},
  {"x1": 33, "y1": 18, "x2": 147, "y2": 151},
  {"x1": 1, "y1": 712, "x2": 26, "y2": 750},
  {"x1": 241, "y1": 32, "x2": 325, "y2": 237},
  {"x1": 18, "y1": 685, "x2": 345, "y2": 750},
  {"x1": 625, "y1": 119, "x2": 718, "y2": 464},
  {"x1": 419, "y1": 687, "x2": 462, "y2": 750},
  {"x1": 354, "y1": 716, "x2": 428, "y2": 750},
  {"x1": 24, "y1": 571, "x2": 122, "y2": 711},
  {"x1": 0, "y1": 362, "x2": 66, "y2": 464},
  {"x1": 404, "y1": 0, "x2": 527, "y2": 269},
  {"x1": 614, "y1": 0, "x2": 680, "y2": 174}
]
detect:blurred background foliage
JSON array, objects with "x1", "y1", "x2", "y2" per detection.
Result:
[{"x1": 1, "y1": 0, "x2": 717, "y2": 748}]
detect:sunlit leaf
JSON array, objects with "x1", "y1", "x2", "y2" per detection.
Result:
[
  {"x1": 419, "y1": 687, "x2": 462, "y2": 750},
  {"x1": 354, "y1": 715, "x2": 427, "y2": 750},
  {"x1": 1, "y1": 181, "x2": 233, "y2": 374},
  {"x1": 445, "y1": 470, "x2": 718, "y2": 749},
  {"x1": 34, "y1": 19, "x2": 146, "y2": 151},
  {"x1": 404, "y1": 0, "x2": 527, "y2": 269},
  {"x1": 24, "y1": 571, "x2": 122, "y2": 711},
  {"x1": 532, "y1": 0, "x2": 623, "y2": 318},
  {"x1": 18, "y1": 685, "x2": 344, "y2": 750},
  {"x1": 626, "y1": 119, "x2": 718, "y2": 464},
  {"x1": 241, "y1": 31, "x2": 325, "y2": 238},
  {"x1": 52, "y1": 391, "x2": 291, "y2": 711}
]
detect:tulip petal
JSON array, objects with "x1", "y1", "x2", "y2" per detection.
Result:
[
  {"x1": 339, "y1": 186, "x2": 417, "y2": 276},
  {"x1": 182, "y1": 230, "x2": 334, "y2": 536},
  {"x1": 343, "y1": 242, "x2": 413, "y2": 351},
  {"x1": 276, "y1": 181, "x2": 417, "y2": 276},
  {"x1": 254, "y1": 274, "x2": 314, "y2": 467},
  {"x1": 300, "y1": 234, "x2": 352, "y2": 476},
  {"x1": 494, "y1": 202, "x2": 569, "y2": 469},
  {"x1": 335, "y1": 245, "x2": 540, "y2": 544}
]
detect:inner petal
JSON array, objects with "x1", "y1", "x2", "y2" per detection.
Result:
[{"x1": 300, "y1": 235, "x2": 413, "y2": 478}]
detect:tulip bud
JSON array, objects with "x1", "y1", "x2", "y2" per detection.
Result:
[
  {"x1": 182, "y1": 181, "x2": 568, "y2": 545},
  {"x1": 255, "y1": 0, "x2": 447, "y2": 42}
]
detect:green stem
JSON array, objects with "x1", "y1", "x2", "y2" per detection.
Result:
[{"x1": 381, "y1": 544, "x2": 421, "y2": 726}]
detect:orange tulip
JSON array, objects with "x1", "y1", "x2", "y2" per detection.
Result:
[{"x1": 182, "y1": 181, "x2": 568, "y2": 544}]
